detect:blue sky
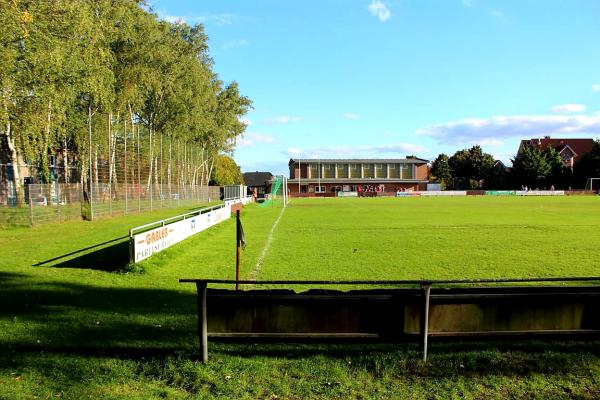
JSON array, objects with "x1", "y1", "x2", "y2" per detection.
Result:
[{"x1": 149, "y1": 0, "x2": 600, "y2": 175}]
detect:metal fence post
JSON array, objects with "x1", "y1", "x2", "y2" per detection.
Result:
[
  {"x1": 57, "y1": 184, "x2": 61, "y2": 223},
  {"x1": 27, "y1": 185, "x2": 33, "y2": 227}
]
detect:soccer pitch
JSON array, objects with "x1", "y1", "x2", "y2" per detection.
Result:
[
  {"x1": 1, "y1": 196, "x2": 599, "y2": 398},
  {"x1": 249, "y1": 196, "x2": 600, "y2": 282}
]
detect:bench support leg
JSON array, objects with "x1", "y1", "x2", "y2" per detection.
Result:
[
  {"x1": 420, "y1": 284, "x2": 431, "y2": 362},
  {"x1": 196, "y1": 282, "x2": 208, "y2": 363}
]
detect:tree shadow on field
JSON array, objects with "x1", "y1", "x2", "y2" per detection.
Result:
[
  {"x1": 0, "y1": 270, "x2": 205, "y2": 392},
  {"x1": 0, "y1": 271, "x2": 199, "y2": 353},
  {"x1": 33, "y1": 236, "x2": 131, "y2": 272},
  {"x1": 0, "y1": 270, "x2": 599, "y2": 395}
]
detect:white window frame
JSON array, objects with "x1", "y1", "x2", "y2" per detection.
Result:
[{"x1": 315, "y1": 186, "x2": 326, "y2": 193}]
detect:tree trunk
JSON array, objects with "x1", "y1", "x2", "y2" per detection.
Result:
[
  {"x1": 42, "y1": 100, "x2": 52, "y2": 184},
  {"x1": 94, "y1": 146, "x2": 99, "y2": 201},
  {"x1": 108, "y1": 113, "x2": 113, "y2": 191},
  {"x1": 4, "y1": 119, "x2": 25, "y2": 205},
  {"x1": 146, "y1": 122, "x2": 153, "y2": 191},
  {"x1": 168, "y1": 137, "x2": 172, "y2": 200},
  {"x1": 207, "y1": 158, "x2": 215, "y2": 187},
  {"x1": 154, "y1": 156, "x2": 159, "y2": 199},
  {"x1": 63, "y1": 136, "x2": 69, "y2": 184}
]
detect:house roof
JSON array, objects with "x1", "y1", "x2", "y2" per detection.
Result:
[
  {"x1": 242, "y1": 172, "x2": 274, "y2": 187},
  {"x1": 519, "y1": 138, "x2": 595, "y2": 161},
  {"x1": 289, "y1": 157, "x2": 429, "y2": 165}
]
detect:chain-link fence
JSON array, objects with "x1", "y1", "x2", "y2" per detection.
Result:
[
  {"x1": 0, "y1": 182, "x2": 220, "y2": 226},
  {"x1": 1, "y1": 120, "x2": 224, "y2": 226}
]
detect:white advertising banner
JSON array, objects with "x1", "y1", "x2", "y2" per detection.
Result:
[
  {"x1": 224, "y1": 196, "x2": 253, "y2": 207},
  {"x1": 133, "y1": 206, "x2": 232, "y2": 263},
  {"x1": 516, "y1": 190, "x2": 565, "y2": 196},
  {"x1": 415, "y1": 191, "x2": 467, "y2": 196}
]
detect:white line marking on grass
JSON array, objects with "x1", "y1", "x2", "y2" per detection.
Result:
[{"x1": 248, "y1": 206, "x2": 286, "y2": 281}]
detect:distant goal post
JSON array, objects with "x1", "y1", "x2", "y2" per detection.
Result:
[
  {"x1": 584, "y1": 178, "x2": 600, "y2": 193},
  {"x1": 260, "y1": 175, "x2": 288, "y2": 208}
]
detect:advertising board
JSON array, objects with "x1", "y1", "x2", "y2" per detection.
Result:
[{"x1": 133, "y1": 206, "x2": 231, "y2": 263}]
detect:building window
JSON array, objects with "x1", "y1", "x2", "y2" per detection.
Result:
[
  {"x1": 350, "y1": 164, "x2": 358, "y2": 169},
  {"x1": 389, "y1": 164, "x2": 396, "y2": 169},
  {"x1": 310, "y1": 164, "x2": 320, "y2": 178},
  {"x1": 315, "y1": 186, "x2": 326, "y2": 193}
]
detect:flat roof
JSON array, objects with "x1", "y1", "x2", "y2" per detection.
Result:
[
  {"x1": 287, "y1": 178, "x2": 428, "y2": 183},
  {"x1": 289, "y1": 158, "x2": 429, "y2": 165}
]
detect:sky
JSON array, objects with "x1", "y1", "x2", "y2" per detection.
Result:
[{"x1": 149, "y1": 0, "x2": 600, "y2": 175}]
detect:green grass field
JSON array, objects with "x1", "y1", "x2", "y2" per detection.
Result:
[{"x1": 1, "y1": 196, "x2": 599, "y2": 398}]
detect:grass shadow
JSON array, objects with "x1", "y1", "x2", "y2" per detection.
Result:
[{"x1": 33, "y1": 236, "x2": 131, "y2": 272}]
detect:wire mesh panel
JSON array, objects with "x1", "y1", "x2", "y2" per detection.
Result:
[
  {"x1": 1, "y1": 121, "x2": 226, "y2": 226},
  {"x1": 0, "y1": 182, "x2": 220, "y2": 227}
]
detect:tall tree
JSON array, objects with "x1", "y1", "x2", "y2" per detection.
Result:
[
  {"x1": 0, "y1": 0, "x2": 252, "y2": 211},
  {"x1": 448, "y1": 145, "x2": 495, "y2": 189},
  {"x1": 429, "y1": 153, "x2": 451, "y2": 189},
  {"x1": 0, "y1": 0, "x2": 25, "y2": 203},
  {"x1": 510, "y1": 146, "x2": 550, "y2": 188},
  {"x1": 210, "y1": 154, "x2": 243, "y2": 185},
  {"x1": 543, "y1": 146, "x2": 566, "y2": 188},
  {"x1": 574, "y1": 139, "x2": 600, "y2": 188}
]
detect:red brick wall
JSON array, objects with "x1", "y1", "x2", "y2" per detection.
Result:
[
  {"x1": 289, "y1": 163, "x2": 309, "y2": 179},
  {"x1": 415, "y1": 164, "x2": 428, "y2": 180},
  {"x1": 287, "y1": 182, "x2": 422, "y2": 195}
]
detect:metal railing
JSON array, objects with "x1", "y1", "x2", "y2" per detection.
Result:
[{"x1": 129, "y1": 203, "x2": 227, "y2": 238}]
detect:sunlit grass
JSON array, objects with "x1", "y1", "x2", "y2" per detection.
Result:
[{"x1": 0, "y1": 197, "x2": 599, "y2": 398}]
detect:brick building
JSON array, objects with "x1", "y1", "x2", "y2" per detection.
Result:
[
  {"x1": 242, "y1": 171, "x2": 274, "y2": 198},
  {"x1": 287, "y1": 157, "x2": 429, "y2": 196},
  {"x1": 518, "y1": 137, "x2": 596, "y2": 171}
]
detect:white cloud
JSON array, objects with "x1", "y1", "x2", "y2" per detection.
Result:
[
  {"x1": 159, "y1": 13, "x2": 241, "y2": 26},
  {"x1": 368, "y1": 1, "x2": 391, "y2": 22},
  {"x1": 163, "y1": 15, "x2": 186, "y2": 24},
  {"x1": 416, "y1": 114, "x2": 600, "y2": 145},
  {"x1": 284, "y1": 142, "x2": 426, "y2": 159},
  {"x1": 474, "y1": 138, "x2": 504, "y2": 147},
  {"x1": 237, "y1": 133, "x2": 276, "y2": 148},
  {"x1": 491, "y1": 10, "x2": 505, "y2": 18},
  {"x1": 343, "y1": 112, "x2": 359, "y2": 120},
  {"x1": 264, "y1": 116, "x2": 304, "y2": 124},
  {"x1": 287, "y1": 147, "x2": 304, "y2": 157},
  {"x1": 592, "y1": 84, "x2": 600, "y2": 92},
  {"x1": 551, "y1": 104, "x2": 587, "y2": 114},
  {"x1": 252, "y1": 134, "x2": 276, "y2": 144},
  {"x1": 223, "y1": 39, "x2": 248, "y2": 49},
  {"x1": 237, "y1": 138, "x2": 254, "y2": 148}
]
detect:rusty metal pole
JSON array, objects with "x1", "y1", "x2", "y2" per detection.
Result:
[
  {"x1": 236, "y1": 210, "x2": 240, "y2": 291},
  {"x1": 196, "y1": 281, "x2": 208, "y2": 363},
  {"x1": 420, "y1": 283, "x2": 431, "y2": 362}
]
